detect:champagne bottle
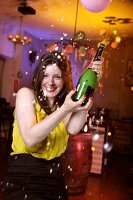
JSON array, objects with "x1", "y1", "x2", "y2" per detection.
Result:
[{"x1": 72, "y1": 43, "x2": 105, "y2": 105}]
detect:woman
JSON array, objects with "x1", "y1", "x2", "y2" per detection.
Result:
[{"x1": 3, "y1": 51, "x2": 102, "y2": 200}]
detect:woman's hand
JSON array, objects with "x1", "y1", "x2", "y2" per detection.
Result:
[
  {"x1": 63, "y1": 90, "x2": 93, "y2": 134},
  {"x1": 62, "y1": 90, "x2": 93, "y2": 113}
]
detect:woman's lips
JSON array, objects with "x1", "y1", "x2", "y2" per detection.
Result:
[{"x1": 46, "y1": 87, "x2": 57, "y2": 92}]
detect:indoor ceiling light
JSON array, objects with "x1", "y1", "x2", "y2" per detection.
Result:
[{"x1": 7, "y1": 16, "x2": 32, "y2": 45}]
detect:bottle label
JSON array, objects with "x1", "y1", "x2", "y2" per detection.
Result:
[{"x1": 76, "y1": 82, "x2": 86, "y2": 100}]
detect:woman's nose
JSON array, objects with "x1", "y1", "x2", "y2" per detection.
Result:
[{"x1": 48, "y1": 77, "x2": 54, "y2": 85}]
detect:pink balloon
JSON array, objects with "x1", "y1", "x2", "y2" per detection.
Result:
[{"x1": 80, "y1": 0, "x2": 112, "y2": 13}]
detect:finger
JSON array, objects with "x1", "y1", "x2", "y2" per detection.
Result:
[
  {"x1": 89, "y1": 97, "x2": 93, "y2": 104},
  {"x1": 88, "y1": 97, "x2": 93, "y2": 108},
  {"x1": 67, "y1": 89, "x2": 76, "y2": 98},
  {"x1": 77, "y1": 94, "x2": 86, "y2": 105},
  {"x1": 75, "y1": 96, "x2": 93, "y2": 111},
  {"x1": 83, "y1": 97, "x2": 93, "y2": 109}
]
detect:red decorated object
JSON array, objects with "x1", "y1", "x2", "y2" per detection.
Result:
[{"x1": 13, "y1": 79, "x2": 19, "y2": 93}]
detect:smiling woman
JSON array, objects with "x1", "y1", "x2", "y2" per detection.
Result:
[{"x1": 2, "y1": 50, "x2": 100, "y2": 200}]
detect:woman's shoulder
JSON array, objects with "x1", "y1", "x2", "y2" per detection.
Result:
[
  {"x1": 17, "y1": 87, "x2": 32, "y2": 93},
  {"x1": 17, "y1": 87, "x2": 34, "y2": 97},
  {"x1": 16, "y1": 87, "x2": 35, "y2": 102}
]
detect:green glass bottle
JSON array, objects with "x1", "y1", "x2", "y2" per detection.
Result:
[{"x1": 72, "y1": 43, "x2": 105, "y2": 105}]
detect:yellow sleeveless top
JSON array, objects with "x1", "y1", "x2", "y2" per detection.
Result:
[{"x1": 11, "y1": 102, "x2": 69, "y2": 160}]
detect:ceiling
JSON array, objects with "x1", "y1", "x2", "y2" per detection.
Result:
[{"x1": 0, "y1": 0, "x2": 133, "y2": 41}]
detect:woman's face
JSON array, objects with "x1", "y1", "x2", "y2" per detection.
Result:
[{"x1": 41, "y1": 63, "x2": 64, "y2": 101}]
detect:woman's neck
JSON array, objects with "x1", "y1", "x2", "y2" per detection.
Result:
[{"x1": 47, "y1": 97, "x2": 55, "y2": 108}]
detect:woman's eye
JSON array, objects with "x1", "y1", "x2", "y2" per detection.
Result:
[
  {"x1": 54, "y1": 75, "x2": 62, "y2": 79},
  {"x1": 43, "y1": 74, "x2": 48, "y2": 78}
]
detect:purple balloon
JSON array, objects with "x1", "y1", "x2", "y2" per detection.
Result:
[{"x1": 80, "y1": 0, "x2": 112, "y2": 13}]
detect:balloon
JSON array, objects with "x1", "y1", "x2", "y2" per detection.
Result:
[
  {"x1": 46, "y1": 43, "x2": 58, "y2": 52},
  {"x1": 78, "y1": 46, "x2": 87, "y2": 57},
  {"x1": 80, "y1": 0, "x2": 112, "y2": 13},
  {"x1": 111, "y1": 42, "x2": 118, "y2": 49},
  {"x1": 17, "y1": 71, "x2": 23, "y2": 78},
  {"x1": 13, "y1": 79, "x2": 19, "y2": 93},
  {"x1": 64, "y1": 44, "x2": 73, "y2": 54},
  {"x1": 73, "y1": 31, "x2": 86, "y2": 41}
]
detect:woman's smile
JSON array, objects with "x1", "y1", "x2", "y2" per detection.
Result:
[{"x1": 45, "y1": 86, "x2": 57, "y2": 92}]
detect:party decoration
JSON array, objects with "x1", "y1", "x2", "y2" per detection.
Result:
[
  {"x1": 80, "y1": 0, "x2": 112, "y2": 13},
  {"x1": 73, "y1": 31, "x2": 86, "y2": 41},
  {"x1": 78, "y1": 46, "x2": 87, "y2": 57},
  {"x1": 64, "y1": 44, "x2": 73, "y2": 54},
  {"x1": 13, "y1": 79, "x2": 19, "y2": 93},
  {"x1": 7, "y1": 34, "x2": 32, "y2": 45},
  {"x1": 17, "y1": 71, "x2": 23, "y2": 78},
  {"x1": 46, "y1": 43, "x2": 58, "y2": 52},
  {"x1": 111, "y1": 41, "x2": 118, "y2": 49}
]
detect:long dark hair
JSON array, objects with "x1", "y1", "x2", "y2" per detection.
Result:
[{"x1": 31, "y1": 51, "x2": 73, "y2": 114}]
